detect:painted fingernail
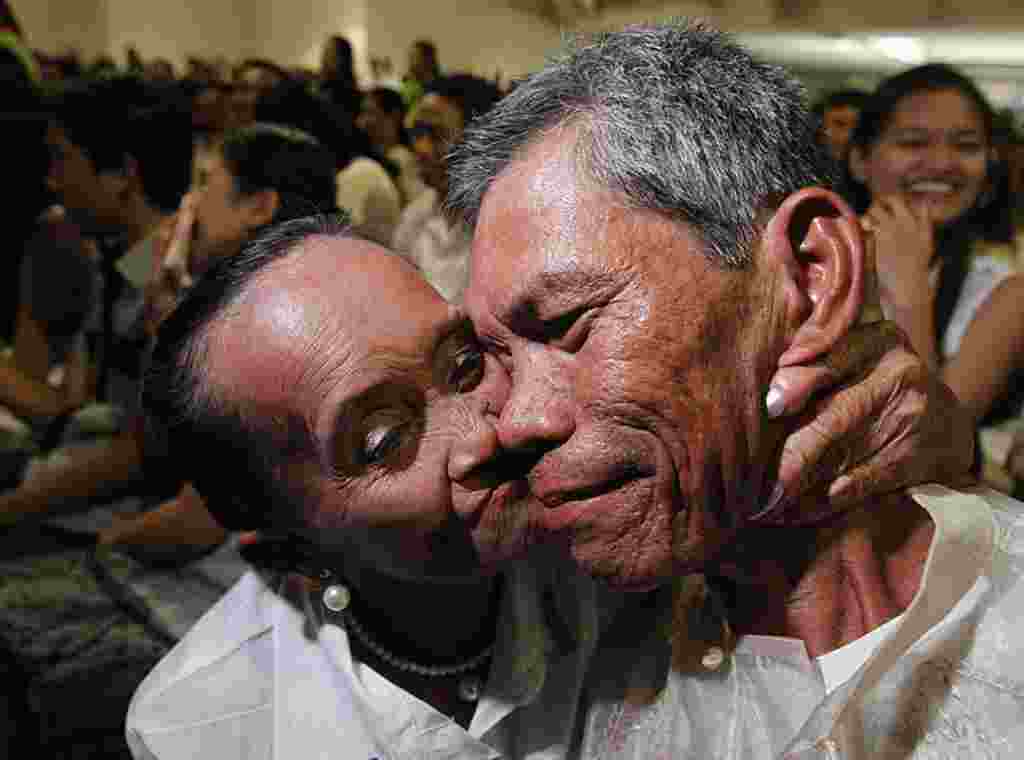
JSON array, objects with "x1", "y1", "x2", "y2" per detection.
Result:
[{"x1": 765, "y1": 385, "x2": 786, "y2": 418}]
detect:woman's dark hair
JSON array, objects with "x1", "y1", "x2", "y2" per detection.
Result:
[
  {"x1": 412, "y1": 39, "x2": 441, "y2": 83},
  {"x1": 841, "y1": 63, "x2": 1016, "y2": 372},
  {"x1": 366, "y1": 86, "x2": 409, "y2": 146},
  {"x1": 48, "y1": 78, "x2": 194, "y2": 212},
  {"x1": 324, "y1": 36, "x2": 356, "y2": 89},
  {"x1": 219, "y1": 122, "x2": 339, "y2": 222},
  {"x1": 843, "y1": 63, "x2": 1006, "y2": 236}
]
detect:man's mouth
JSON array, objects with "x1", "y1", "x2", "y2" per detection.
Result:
[
  {"x1": 534, "y1": 471, "x2": 652, "y2": 533},
  {"x1": 535, "y1": 470, "x2": 639, "y2": 510}
]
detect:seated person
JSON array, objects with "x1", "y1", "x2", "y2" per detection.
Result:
[
  {"x1": 0, "y1": 123, "x2": 337, "y2": 526},
  {"x1": 130, "y1": 209, "x2": 972, "y2": 758},
  {"x1": 812, "y1": 88, "x2": 867, "y2": 163},
  {"x1": 845, "y1": 64, "x2": 1024, "y2": 430},
  {"x1": 357, "y1": 85, "x2": 428, "y2": 205},
  {"x1": 0, "y1": 208, "x2": 93, "y2": 444},
  {"x1": 3, "y1": 80, "x2": 194, "y2": 512},
  {"x1": 392, "y1": 74, "x2": 503, "y2": 302},
  {"x1": 0, "y1": 125, "x2": 337, "y2": 760},
  {"x1": 253, "y1": 79, "x2": 402, "y2": 247}
]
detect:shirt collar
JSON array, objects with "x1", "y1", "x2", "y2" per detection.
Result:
[
  {"x1": 784, "y1": 483, "x2": 996, "y2": 756},
  {"x1": 276, "y1": 551, "x2": 596, "y2": 754}
]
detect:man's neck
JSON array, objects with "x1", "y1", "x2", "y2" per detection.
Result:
[{"x1": 716, "y1": 493, "x2": 934, "y2": 657}]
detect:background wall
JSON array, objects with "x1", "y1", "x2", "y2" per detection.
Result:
[
  {"x1": 364, "y1": 0, "x2": 561, "y2": 85},
  {"x1": 16, "y1": 0, "x2": 558, "y2": 85},
  {"x1": 14, "y1": 0, "x2": 1024, "y2": 102},
  {"x1": 16, "y1": 0, "x2": 109, "y2": 60}
]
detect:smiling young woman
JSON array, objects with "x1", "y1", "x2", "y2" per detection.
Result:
[{"x1": 845, "y1": 64, "x2": 1024, "y2": 430}]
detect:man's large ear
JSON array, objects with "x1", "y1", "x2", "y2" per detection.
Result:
[{"x1": 763, "y1": 187, "x2": 866, "y2": 368}]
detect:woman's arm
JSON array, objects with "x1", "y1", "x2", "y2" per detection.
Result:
[
  {"x1": 943, "y1": 273, "x2": 1024, "y2": 425},
  {"x1": 0, "y1": 307, "x2": 79, "y2": 419}
]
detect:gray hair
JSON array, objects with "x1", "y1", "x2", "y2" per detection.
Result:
[{"x1": 447, "y1": 21, "x2": 836, "y2": 268}]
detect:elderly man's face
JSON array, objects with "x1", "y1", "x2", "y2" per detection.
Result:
[
  {"x1": 465, "y1": 132, "x2": 777, "y2": 589},
  {"x1": 206, "y1": 237, "x2": 530, "y2": 583}
]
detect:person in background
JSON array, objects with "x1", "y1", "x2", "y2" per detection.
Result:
[
  {"x1": 1, "y1": 79, "x2": 194, "y2": 509},
  {"x1": 0, "y1": 124, "x2": 340, "y2": 760},
  {"x1": 101, "y1": 121, "x2": 341, "y2": 555},
  {"x1": 253, "y1": 78, "x2": 402, "y2": 246},
  {"x1": 401, "y1": 38, "x2": 440, "y2": 107},
  {"x1": 813, "y1": 88, "x2": 868, "y2": 163},
  {"x1": 0, "y1": 76, "x2": 194, "y2": 760},
  {"x1": 845, "y1": 64, "x2": 1024, "y2": 431},
  {"x1": 230, "y1": 59, "x2": 292, "y2": 128},
  {"x1": 357, "y1": 85, "x2": 428, "y2": 205},
  {"x1": 155, "y1": 122, "x2": 341, "y2": 300},
  {"x1": 318, "y1": 35, "x2": 362, "y2": 117},
  {"x1": 392, "y1": 73, "x2": 502, "y2": 301},
  {"x1": 0, "y1": 23, "x2": 93, "y2": 484}
]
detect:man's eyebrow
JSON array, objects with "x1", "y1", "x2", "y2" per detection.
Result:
[{"x1": 503, "y1": 268, "x2": 619, "y2": 323}]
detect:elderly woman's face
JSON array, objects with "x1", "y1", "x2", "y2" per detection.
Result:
[{"x1": 210, "y1": 236, "x2": 530, "y2": 583}]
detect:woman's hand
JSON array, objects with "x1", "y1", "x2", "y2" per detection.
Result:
[
  {"x1": 144, "y1": 193, "x2": 197, "y2": 336},
  {"x1": 760, "y1": 320, "x2": 974, "y2": 525},
  {"x1": 862, "y1": 194, "x2": 940, "y2": 367}
]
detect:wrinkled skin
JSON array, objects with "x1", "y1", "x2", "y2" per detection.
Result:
[
  {"x1": 464, "y1": 129, "x2": 974, "y2": 588},
  {"x1": 203, "y1": 236, "x2": 529, "y2": 583}
]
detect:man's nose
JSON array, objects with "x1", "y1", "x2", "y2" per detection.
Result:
[{"x1": 496, "y1": 345, "x2": 575, "y2": 454}]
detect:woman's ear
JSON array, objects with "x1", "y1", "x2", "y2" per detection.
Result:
[{"x1": 761, "y1": 187, "x2": 867, "y2": 368}]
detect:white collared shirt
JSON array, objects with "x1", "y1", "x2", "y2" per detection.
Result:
[
  {"x1": 128, "y1": 485, "x2": 1024, "y2": 759},
  {"x1": 126, "y1": 550, "x2": 601, "y2": 760},
  {"x1": 392, "y1": 188, "x2": 472, "y2": 304},
  {"x1": 577, "y1": 485, "x2": 1024, "y2": 759}
]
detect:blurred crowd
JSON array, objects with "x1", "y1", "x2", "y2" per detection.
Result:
[
  {"x1": 3, "y1": 9, "x2": 505, "y2": 755},
  {"x1": 4, "y1": 0, "x2": 1024, "y2": 755}
]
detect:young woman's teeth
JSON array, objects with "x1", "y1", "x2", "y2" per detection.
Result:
[{"x1": 909, "y1": 181, "x2": 955, "y2": 193}]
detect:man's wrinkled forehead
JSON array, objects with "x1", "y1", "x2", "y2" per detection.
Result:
[{"x1": 469, "y1": 127, "x2": 623, "y2": 276}]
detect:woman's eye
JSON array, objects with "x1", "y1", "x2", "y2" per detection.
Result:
[
  {"x1": 361, "y1": 425, "x2": 403, "y2": 465},
  {"x1": 449, "y1": 347, "x2": 486, "y2": 393}
]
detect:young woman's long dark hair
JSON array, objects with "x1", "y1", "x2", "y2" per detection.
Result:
[
  {"x1": 842, "y1": 64, "x2": 1015, "y2": 356},
  {"x1": 843, "y1": 64, "x2": 1020, "y2": 427}
]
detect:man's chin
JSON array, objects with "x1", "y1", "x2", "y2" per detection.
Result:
[{"x1": 566, "y1": 535, "x2": 675, "y2": 592}]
